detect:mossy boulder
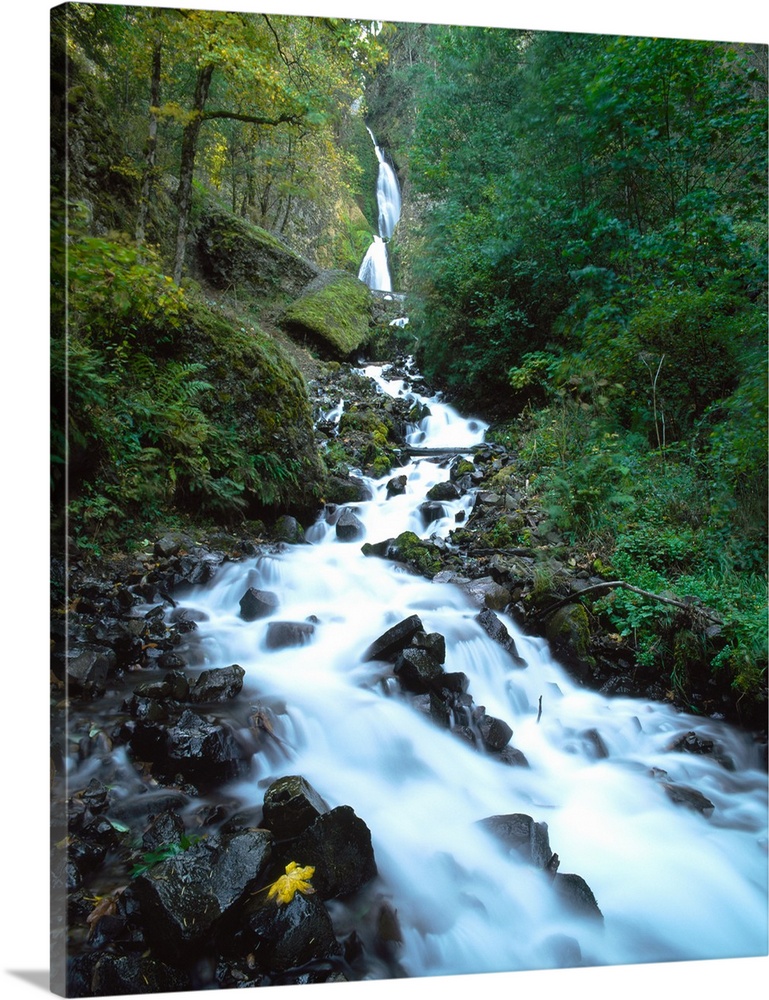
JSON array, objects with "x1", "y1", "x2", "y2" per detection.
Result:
[
  {"x1": 388, "y1": 531, "x2": 444, "y2": 579},
  {"x1": 544, "y1": 604, "x2": 596, "y2": 676},
  {"x1": 195, "y1": 208, "x2": 320, "y2": 299},
  {"x1": 176, "y1": 305, "x2": 328, "y2": 520},
  {"x1": 336, "y1": 407, "x2": 402, "y2": 477},
  {"x1": 280, "y1": 270, "x2": 374, "y2": 359}
]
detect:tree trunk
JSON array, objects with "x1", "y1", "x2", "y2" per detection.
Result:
[
  {"x1": 135, "y1": 33, "x2": 162, "y2": 249},
  {"x1": 173, "y1": 62, "x2": 214, "y2": 285}
]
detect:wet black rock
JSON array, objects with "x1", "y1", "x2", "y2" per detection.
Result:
[
  {"x1": 363, "y1": 615, "x2": 424, "y2": 663},
  {"x1": 492, "y1": 745, "x2": 530, "y2": 767},
  {"x1": 438, "y1": 671, "x2": 470, "y2": 694},
  {"x1": 553, "y1": 872, "x2": 604, "y2": 921},
  {"x1": 231, "y1": 889, "x2": 343, "y2": 980},
  {"x1": 477, "y1": 713, "x2": 513, "y2": 751},
  {"x1": 426, "y1": 481, "x2": 461, "y2": 502},
  {"x1": 189, "y1": 664, "x2": 246, "y2": 703},
  {"x1": 240, "y1": 587, "x2": 280, "y2": 621},
  {"x1": 478, "y1": 813, "x2": 554, "y2": 870},
  {"x1": 157, "y1": 650, "x2": 187, "y2": 671},
  {"x1": 265, "y1": 620, "x2": 317, "y2": 649},
  {"x1": 293, "y1": 805, "x2": 378, "y2": 899},
  {"x1": 262, "y1": 775, "x2": 330, "y2": 839},
  {"x1": 418, "y1": 500, "x2": 446, "y2": 526},
  {"x1": 336, "y1": 507, "x2": 366, "y2": 542},
  {"x1": 85, "y1": 953, "x2": 193, "y2": 997},
  {"x1": 386, "y1": 474, "x2": 408, "y2": 498},
  {"x1": 410, "y1": 629, "x2": 447, "y2": 664},
  {"x1": 165, "y1": 709, "x2": 249, "y2": 784},
  {"x1": 475, "y1": 608, "x2": 526, "y2": 666},
  {"x1": 141, "y1": 809, "x2": 186, "y2": 852},
  {"x1": 60, "y1": 643, "x2": 116, "y2": 697},
  {"x1": 662, "y1": 782, "x2": 715, "y2": 816},
  {"x1": 128, "y1": 829, "x2": 274, "y2": 960},
  {"x1": 393, "y1": 647, "x2": 445, "y2": 693},
  {"x1": 666, "y1": 730, "x2": 735, "y2": 771}
]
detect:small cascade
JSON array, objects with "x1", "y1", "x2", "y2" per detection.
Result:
[
  {"x1": 358, "y1": 128, "x2": 402, "y2": 292},
  {"x1": 358, "y1": 235, "x2": 392, "y2": 293},
  {"x1": 167, "y1": 359, "x2": 768, "y2": 982}
]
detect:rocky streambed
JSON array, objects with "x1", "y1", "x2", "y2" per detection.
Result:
[{"x1": 51, "y1": 355, "x2": 767, "y2": 996}]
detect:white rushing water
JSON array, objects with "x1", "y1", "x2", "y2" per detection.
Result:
[
  {"x1": 171, "y1": 362, "x2": 768, "y2": 980},
  {"x1": 357, "y1": 235, "x2": 392, "y2": 294},
  {"x1": 358, "y1": 129, "x2": 401, "y2": 292}
]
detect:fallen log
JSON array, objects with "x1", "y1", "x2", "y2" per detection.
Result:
[{"x1": 535, "y1": 580, "x2": 723, "y2": 625}]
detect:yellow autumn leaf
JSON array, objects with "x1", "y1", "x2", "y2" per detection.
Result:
[{"x1": 266, "y1": 861, "x2": 316, "y2": 906}]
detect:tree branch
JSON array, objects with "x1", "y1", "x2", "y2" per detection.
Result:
[
  {"x1": 535, "y1": 580, "x2": 723, "y2": 624},
  {"x1": 201, "y1": 110, "x2": 305, "y2": 126}
]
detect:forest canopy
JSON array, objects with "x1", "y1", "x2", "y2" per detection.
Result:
[{"x1": 50, "y1": 5, "x2": 767, "y2": 710}]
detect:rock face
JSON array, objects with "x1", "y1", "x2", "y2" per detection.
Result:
[
  {"x1": 262, "y1": 776, "x2": 331, "y2": 839},
  {"x1": 280, "y1": 270, "x2": 374, "y2": 358},
  {"x1": 293, "y1": 805, "x2": 379, "y2": 899},
  {"x1": 240, "y1": 588, "x2": 280, "y2": 621},
  {"x1": 196, "y1": 208, "x2": 320, "y2": 298},
  {"x1": 128, "y1": 830, "x2": 274, "y2": 960},
  {"x1": 336, "y1": 507, "x2": 366, "y2": 542}
]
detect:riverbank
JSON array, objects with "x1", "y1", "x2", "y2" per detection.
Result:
[{"x1": 51, "y1": 354, "x2": 768, "y2": 996}]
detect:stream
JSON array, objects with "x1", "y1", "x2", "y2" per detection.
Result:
[{"x1": 167, "y1": 361, "x2": 768, "y2": 979}]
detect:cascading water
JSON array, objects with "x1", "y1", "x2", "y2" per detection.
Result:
[
  {"x1": 168, "y1": 361, "x2": 768, "y2": 981},
  {"x1": 358, "y1": 128, "x2": 402, "y2": 293}
]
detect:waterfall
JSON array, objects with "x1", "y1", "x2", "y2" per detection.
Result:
[
  {"x1": 358, "y1": 128, "x2": 401, "y2": 292},
  {"x1": 169, "y1": 360, "x2": 768, "y2": 982}
]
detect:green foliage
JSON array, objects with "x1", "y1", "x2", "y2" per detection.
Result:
[
  {"x1": 406, "y1": 26, "x2": 767, "y2": 415},
  {"x1": 53, "y1": 231, "x2": 325, "y2": 555},
  {"x1": 130, "y1": 834, "x2": 201, "y2": 878},
  {"x1": 281, "y1": 273, "x2": 373, "y2": 357}
]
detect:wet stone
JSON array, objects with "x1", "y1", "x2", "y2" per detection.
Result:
[
  {"x1": 462, "y1": 576, "x2": 511, "y2": 611},
  {"x1": 336, "y1": 507, "x2": 365, "y2": 542},
  {"x1": 240, "y1": 588, "x2": 280, "y2": 621},
  {"x1": 393, "y1": 646, "x2": 445, "y2": 693},
  {"x1": 63, "y1": 644, "x2": 116, "y2": 696},
  {"x1": 427, "y1": 480, "x2": 461, "y2": 502},
  {"x1": 662, "y1": 782, "x2": 715, "y2": 816},
  {"x1": 478, "y1": 813, "x2": 554, "y2": 870},
  {"x1": 189, "y1": 664, "x2": 246, "y2": 703},
  {"x1": 492, "y1": 745, "x2": 530, "y2": 768},
  {"x1": 418, "y1": 501, "x2": 446, "y2": 526},
  {"x1": 386, "y1": 474, "x2": 408, "y2": 498},
  {"x1": 165, "y1": 709, "x2": 248, "y2": 782},
  {"x1": 89, "y1": 954, "x2": 192, "y2": 997},
  {"x1": 553, "y1": 872, "x2": 604, "y2": 921},
  {"x1": 265, "y1": 620, "x2": 316, "y2": 649},
  {"x1": 262, "y1": 775, "x2": 330, "y2": 839},
  {"x1": 410, "y1": 629, "x2": 446, "y2": 664},
  {"x1": 475, "y1": 608, "x2": 526, "y2": 666},
  {"x1": 233, "y1": 889, "x2": 342, "y2": 977},
  {"x1": 477, "y1": 714, "x2": 513, "y2": 751},
  {"x1": 363, "y1": 615, "x2": 424, "y2": 663},
  {"x1": 128, "y1": 829, "x2": 274, "y2": 959},
  {"x1": 293, "y1": 804, "x2": 378, "y2": 899}
]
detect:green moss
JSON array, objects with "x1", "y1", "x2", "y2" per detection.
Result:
[
  {"x1": 545, "y1": 604, "x2": 595, "y2": 668},
  {"x1": 453, "y1": 459, "x2": 475, "y2": 479},
  {"x1": 336, "y1": 407, "x2": 402, "y2": 476},
  {"x1": 197, "y1": 208, "x2": 318, "y2": 301},
  {"x1": 281, "y1": 272, "x2": 373, "y2": 358},
  {"x1": 391, "y1": 531, "x2": 444, "y2": 579}
]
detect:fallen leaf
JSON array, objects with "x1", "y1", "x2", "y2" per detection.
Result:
[{"x1": 266, "y1": 861, "x2": 316, "y2": 905}]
